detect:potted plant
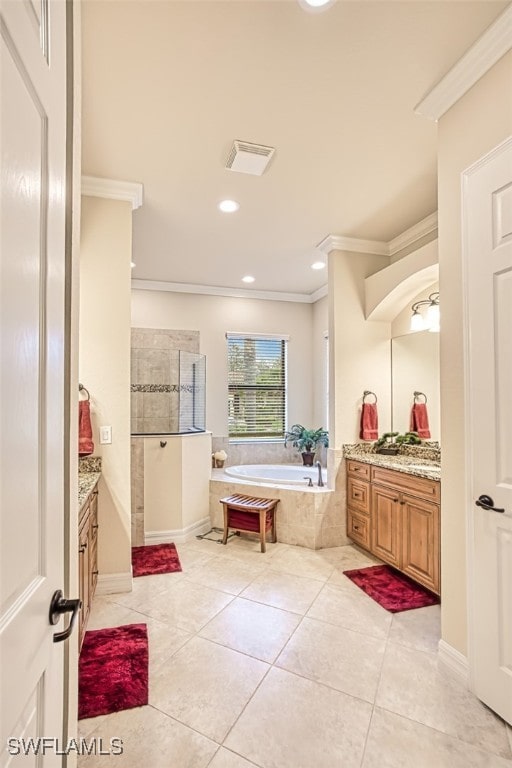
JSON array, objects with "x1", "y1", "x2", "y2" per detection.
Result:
[
  {"x1": 284, "y1": 424, "x2": 329, "y2": 466},
  {"x1": 374, "y1": 431, "x2": 421, "y2": 454}
]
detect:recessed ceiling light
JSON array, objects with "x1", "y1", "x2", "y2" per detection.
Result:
[
  {"x1": 131, "y1": 261, "x2": 136, "y2": 269},
  {"x1": 218, "y1": 199, "x2": 240, "y2": 213},
  {"x1": 299, "y1": 0, "x2": 334, "y2": 11},
  {"x1": 311, "y1": 261, "x2": 326, "y2": 270},
  {"x1": 299, "y1": 0, "x2": 335, "y2": 11},
  {"x1": 242, "y1": 275, "x2": 255, "y2": 283}
]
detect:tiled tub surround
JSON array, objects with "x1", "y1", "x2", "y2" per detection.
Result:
[
  {"x1": 131, "y1": 328, "x2": 205, "y2": 435},
  {"x1": 211, "y1": 436, "x2": 327, "y2": 468},
  {"x1": 210, "y1": 467, "x2": 346, "y2": 550}
]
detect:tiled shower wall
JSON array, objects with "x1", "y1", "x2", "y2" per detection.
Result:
[
  {"x1": 130, "y1": 328, "x2": 200, "y2": 545},
  {"x1": 131, "y1": 328, "x2": 200, "y2": 434},
  {"x1": 211, "y1": 437, "x2": 327, "y2": 467}
]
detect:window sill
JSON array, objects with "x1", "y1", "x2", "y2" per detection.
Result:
[{"x1": 228, "y1": 438, "x2": 285, "y2": 445}]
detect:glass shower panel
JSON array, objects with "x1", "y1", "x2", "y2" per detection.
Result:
[
  {"x1": 130, "y1": 347, "x2": 206, "y2": 435},
  {"x1": 178, "y1": 351, "x2": 206, "y2": 432}
]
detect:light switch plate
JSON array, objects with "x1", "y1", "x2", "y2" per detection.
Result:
[{"x1": 99, "y1": 426, "x2": 112, "y2": 444}]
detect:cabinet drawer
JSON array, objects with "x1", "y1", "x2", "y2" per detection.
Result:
[
  {"x1": 371, "y1": 465, "x2": 440, "y2": 503},
  {"x1": 347, "y1": 476, "x2": 370, "y2": 515},
  {"x1": 347, "y1": 509, "x2": 370, "y2": 549},
  {"x1": 346, "y1": 460, "x2": 371, "y2": 480}
]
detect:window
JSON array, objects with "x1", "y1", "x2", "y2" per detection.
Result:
[{"x1": 227, "y1": 334, "x2": 287, "y2": 439}]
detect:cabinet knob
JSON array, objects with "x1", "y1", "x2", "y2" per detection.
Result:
[{"x1": 353, "y1": 525, "x2": 360, "y2": 531}]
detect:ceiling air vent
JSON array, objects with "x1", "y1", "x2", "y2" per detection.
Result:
[{"x1": 225, "y1": 140, "x2": 275, "y2": 176}]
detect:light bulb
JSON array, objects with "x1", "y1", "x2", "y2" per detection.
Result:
[
  {"x1": 427, "y1": 302, "x2": 440, "y2": 329},
  {"x1": 410, "y1": 310, "x2": 425, "y2": 332},
  {"x1": 298, "y1": 0, "x2": 335, "y2": 12},
  {"x1": 218, "y1": 200, "x2": 240, "y2": 213}
]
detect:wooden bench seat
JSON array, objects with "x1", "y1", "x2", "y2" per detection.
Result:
[{"x1": 219, "y1": 493, "x2": 279, "y2": 553}]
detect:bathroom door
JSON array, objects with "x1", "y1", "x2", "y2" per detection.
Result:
[
  {"x1": 464, "y1": 136, "x2": 512, "y2": 725},
  {"x1": 0, "y1": 0, "x2": 69, "y2": 761}
]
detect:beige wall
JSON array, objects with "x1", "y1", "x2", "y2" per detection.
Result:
[
  {"x1": 80, "y1": 196, "x2": 132, "y2": 579},
  {"x1": 328, "y1": 250, "x2": 392, "y2": 447},
  {"x1": 438, "y1": 50, "x2": 512, "y2": 655},
  {"x1": 131, "y1": 290, "x2": 317, "y2": 437},
  {"x1": 312, "y1": 295, "x2": 328, "y2": 429}
]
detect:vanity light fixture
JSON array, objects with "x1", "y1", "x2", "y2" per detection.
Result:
[
  {"x1": 242, "y1": 275, "x2": 255, "y2": 283},
  {"x1": 218, "y1": 199, "x2": 240, "y2": 213},
  {"x1": 131, "y1": 261, "x2": 136, "y2": 269},
  {"x1": 410, "y1": 292, "x2": 440, "y2": 333},
  {"x1": 311, "y1": 261, "x2": 326, "y2": 270}
]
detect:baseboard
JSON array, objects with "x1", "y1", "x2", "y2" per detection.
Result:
[
  {"x1": 145, "y1": 516, "x2": 211, "y2": 545},
  {"x1": 95, "y1": 571, "x2": 133, "y2": 595},
  {"x1": 437, "y1": 639, "x2": 469, "y2": 687}
]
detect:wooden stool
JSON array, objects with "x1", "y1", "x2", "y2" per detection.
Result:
[{"x1": 220, "y1": 493, "x2": 279, "y2": 553}]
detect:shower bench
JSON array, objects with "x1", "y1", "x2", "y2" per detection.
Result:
[{"x1": 220, "y1": 493, "x2": 279, "y2": 553}]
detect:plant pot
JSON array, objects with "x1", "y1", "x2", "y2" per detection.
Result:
[
  {"x1": 215, "y1": 459, "x2": 225, "y2": 468},
  {"x1": 301, "y1": 452, "x2": 315, "y2": 466}
]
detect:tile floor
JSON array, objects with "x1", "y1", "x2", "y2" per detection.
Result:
[{"x1": 78, "y1": 536, "x2": 512, "y2": 768}]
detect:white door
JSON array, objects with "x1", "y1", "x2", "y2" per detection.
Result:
[
  {"x1": 465, "y1": 136, "x2": 512, "y2": 725},
  {"x1": 1, "y1": 0, "x2": 70, "y2": 764}
]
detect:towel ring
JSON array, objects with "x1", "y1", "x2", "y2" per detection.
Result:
[
  {"x1": 363, "y1": 390, "x2": 378, "y2": 404},
  {"x1": 79, "y1": 383, "x2": 90, "y2": 401},
  {"x1": 413, "y1": 391, "x2": 427, "y2": 404}
]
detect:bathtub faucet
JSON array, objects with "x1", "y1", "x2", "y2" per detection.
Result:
[{"x1": 315, "y1": 461, "x2": 324, "y2": 487}]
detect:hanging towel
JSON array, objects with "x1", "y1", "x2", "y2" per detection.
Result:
[
  {"x1": 79, "y1": 400, "x2": 94, "y2": 456},
  {"x1": 360, "y1": 402, "x2": 378, "y2": 441},
  {"x1": 410, "y1": 403, "x2": 431, "y2": 439}
]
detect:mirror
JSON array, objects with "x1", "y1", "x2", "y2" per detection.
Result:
[{"x1": 391, "y1": 332, "x2": 440, "y2": 441}]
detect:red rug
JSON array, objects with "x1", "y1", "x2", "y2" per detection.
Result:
[
  {"x1": 78, "y1": 623, "x2": 148, "y2": 719},
  {"x1": 343, "y1": 564, "x2": 440, "y2": 612},
  {"x1": 131, "y1": 542, "x2": 182, "y2": 577}
]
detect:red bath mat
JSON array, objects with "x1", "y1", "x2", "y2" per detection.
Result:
[
  {"x1": 79, "y1": 623, "x2": 148, "y2": 719},
  {"x1": 343, "y1": 564, "x2": 439, "y2": 612},
  {"x1": 131, "y1": 542, "x2": 182, "y2": 577}
]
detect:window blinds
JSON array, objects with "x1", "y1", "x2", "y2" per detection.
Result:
[{"x1": 227, "y1": 334, "x2": 287, "y2": 439}]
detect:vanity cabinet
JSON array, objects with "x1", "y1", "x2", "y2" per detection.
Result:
[
  {"x1": 347, "y1": 460, "x2": 440, "y2": 595},
  {"x1": 346, "y1": 460, "x2": 371, "y2": 549},
  {"x1": 78, "y1": 484, "x2": 99, "y2": 647}
]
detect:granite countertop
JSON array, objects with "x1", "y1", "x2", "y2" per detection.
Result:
[
  {"x1": 78, "y1": 472, "x2": 101, "y2": 509},
  {"x1": 78, "y1": 456, "x2": 102, "y2": 509},
  {"x1": 344, "y1": 448, "x2": 441, "y2": 482}
]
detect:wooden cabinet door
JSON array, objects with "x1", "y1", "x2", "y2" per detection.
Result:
[
  {"x1": 78, "y1": 513, "x2": 90, "y2": 647},
  {"x1": 89, "y1": 491, "x2": 99, "y2": 598},
  {"x1": 401, "y1": 493, "x2": 440, "y2": 594},
  {"x1": 371, "y1": 485, "x2": 401, "y2": 567}
]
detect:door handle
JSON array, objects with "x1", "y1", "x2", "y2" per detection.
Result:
[
  {"x1": 49, "y1": 590, "x2": 82, "y2": 643},
  {"x1": 475, "y1": 494, "x2": 505, "y2": 513}
]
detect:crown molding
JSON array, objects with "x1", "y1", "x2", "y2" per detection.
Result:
[
  {"x1": 318, "y1": 212, "x2": 438, "y2": 258},
  {"x1": 310, "y1": 284, "x2": 328, "y2": 303},
  {"x1": 317, "y1": 234, "x2": 388, "y2": 256},
  {"x1": 81, "y1": 175, "x2": 144, "y2": 210},
  {"x1": 131, "y1": 278, "x2": 324, "y2": 304},
  {"x1": 414, "y1": 4, "x2": 512, "y2": 121},
  {"x1": 388, "y1": 212, "x2": 438, "y2": 256}
]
